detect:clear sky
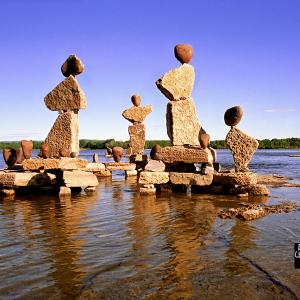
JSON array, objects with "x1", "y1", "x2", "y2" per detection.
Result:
[{"x1": 0, "y1": 0, "x2": 299, "y2": 141}]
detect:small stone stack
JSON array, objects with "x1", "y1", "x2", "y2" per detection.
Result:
[
  {"x1": 122, "y1": 94, "x2": 152, "y2": 155},
  {"x1": 44, "y1": 55, "x2": 86, "y2": 158}
]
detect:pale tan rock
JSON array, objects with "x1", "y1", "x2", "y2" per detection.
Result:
[
  {"x1": 225, "y1": 127, "x2": 259, "y2": 172},
  {"x1": 145, "y1": 160, "x2": 166, "y2": 172},
  {"x1": 125, "y1": 170, "x2": 138, "y2": 177},
  {"x1": 139, "y1": 171, "x2": 169, "y2": 185},
  {"x1": 166, "y1": 98, "x2": 200, "y2": 145},
  {"x1": 0, "y1": 172, "x2": 56, "y2": 188},
  {"x1": 156, "y1": 64, "x2": 195, "y2": 101},
  {"x1": 63, "y1": 170, "x2": 98, "y2": 187},
  {"x1": 155, "y1": 146, "x2": 208, "y2": 164},
  {"x1": 129, "y1": 154, "x2": 148, "y2": 163},
  {"x1": 44, "y1": 75, "x2": 87, "y2": 111},
  {"x1": 241, "y1": 184, "x2": 270, "y2": 196},
  {"x1": 238, "y1": 208, "x2": 267, "y2": 221},
  {"x1": 129, "y1": 124, "x2": 145, "y2": 154},
  {"x1": 122, "y1": 105, "x2": 152, "y2": 123},
  {"x1": 213, "y1": 172, "x2": 257, "y2": 186},
  {"x1": 104, "y1": 162, "x2": 136, "y2": 171},
  {"x1": 59, "y1": 186, "x2": 71, "y2": 198},
  {"x1": 82, "y1": 162, "x2": 105, "y2": 172},
  {"x1": 140, "y1": 184, "x2": 155, "y2": 188},
  {"x1": 139, "y1": 187, "x2": 156, "y2": 194},
  {"x1": 94, "y1": 170, "x2": 112, "y2": 177},
  {"x1": 85, "y1": 186, "x2": 96, "y2": 193},
  {"x1": 44, "y1": 111, "x2": 79, "y2": 158},
  {"x1": 23, "y1": 158, "x2": 88, "y2": 171},
  {"x1": 0, "y1": 189, "x2": 15, "y2": 197},
  {"x1": 170, "y1": 172, "x2": 213, "y2": 186}
]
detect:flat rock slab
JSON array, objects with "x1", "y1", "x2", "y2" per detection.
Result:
[
  {"x1": 104, "y1": 162, "x2": 136, "y2": 171},
  {"x1": 226, "y1": 127, "x2": 259, "y2": 172},
  {"x1": 45, "y1": 111, "x2": 79, "y2": 158},
  {"x1": 0, "y1": 171, "x2": 56, "y2": 188},
  {"x1": 81, "y1": 162, "x2": 105, "y2": 172},
  {"x1": 63, "y1": 170, "x2": 98, "y2": 187},
  {"x1": 166, "y1": 98, "x2": 200, "y2": 145},
  {"x1": 213, "y1": 172, "x2": 257, "y2": 185},
  {"x1": 44, "y1": 75, "x2": 87, "y2": 111},
  {"x1": 156, "y1": 64, "x2": 195, "y2": 101},
  {"x1": 170, "y1": 172, "x2": 213, "y2": 186},
  {"x1": 23, "y1": 158, "x2": 88, "y2": 171},
  {"x1": 139, "y1": 171, "x2": 169, "y2": 185},
  {"x1": 122, "y1": 105, "x2": 152, "y2": 123},
  {"x1": 154, "y1": 146, "x2": 208, "y2": 163}
]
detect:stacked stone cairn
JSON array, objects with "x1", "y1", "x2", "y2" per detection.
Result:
[{"x1": 138, "y1": 44, "x2": 216, "y2": 194}]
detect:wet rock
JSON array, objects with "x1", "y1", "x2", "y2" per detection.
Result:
[
  {"x1": 40, "y1": 144, "x2": 49, "y2": 159},
  {"x1": 226, "y1": 127, "x2": 259, "y2": 172},
  {"x1": 128, "y1": 124, "x2": 145, "y2": 155},
  {"x1": 93, "y1": 153, "x2": 99, "y2": 163},
  {"x1": 139, "y1": 186, "x2": 156, "y2": 194},
  {"x1": 44, "y1": 75, "x2": 86, "y2": 111},
  {"x1": 166, "y1": 98, "x2": 200, "y2": 145},
  {"x1": 174, "y1": 44, "x2": 193, "y2": 64},
  {"x1": 122, "y1": 105, "x2": 152, "y2": 124},
  {"x1": 85, "y1": 186, "x2": 96, "y2": 193},
  {"x1": 224, "y1": 106, "x2": 243, "y2": 126},
  {"x1": 21, "y1": 140, "x2": 33, "y2": 159},
  {"x1": 213, "y1": 171, "x2": 257, "y2": 185},
  {"x1": 125, "y1": 170, "x2": 138, "y2": 177},
  {"x1": 61, "y1": 54, "x2": 84, "y2": 77},
  {"x1": 44, "y1": 111, "x2": 79, "y2": 158},
  {"x1": 154, "y1": 145, "x2": 208, "y2": 164},
  {"x1": 0, "y1": 189, "x2": 15, "y2": 198},
  {"x1": 156, "y1": 64, "x2": 195, "y2": 101},
  {"x1": 145, "y1": 160, "x2": 166, "y2": 172},
  {"x1": 3, "y1": 149, "x2": 17, "y2": 166},
  {"x1": 150, "y1": 144, "x2": 161, "y2": 159},
  {"x1": 131, "y1": 94, "x2": 141, "y2": 107},
  {"x1": 59, "y1": 148, "x2": 70, "y2": 157},
  {"x1": 59, "y1": 186, "x2": 71, "y2": 198},
  {"x1": 139, "y1": 171, "x2": 169, "y2": 185},
  {"x1": 112, "y1": 146, "x2": 124, "y2": 163},
  {"x1": 169, "y1": 172, "x2": 213, "y2": 186}
]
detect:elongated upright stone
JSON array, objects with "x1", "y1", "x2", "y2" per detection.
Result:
[
  {"x1": 225, "y1": 127, "x2": 259, "y2": 172},
  {"x1": 44, "y1": 111, "x2": 79, "y2": 158},
  {"x1": 44, "y1": 75, "x2": 87, "y2": 111},
  {"x1": 166, "y1": 98, "x2": 200, "y2": 145},
  {"x1": 128, "y1": 124, "x2": 145, "y2": 154}
]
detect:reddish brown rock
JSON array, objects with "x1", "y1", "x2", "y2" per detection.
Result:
[
  {"x1": 128, "y1": 124, "x2": 145, "y2": 155},
  {"x1": 61, "y1": 54, "x2": 84, "y2": 77},
  {"x1": 21, "y1": 140, "x2": 33, "y2": 159},
  {"x1": 3, "y1": 149, "x2": 17, "y2": 166},
  {"x1": 174, "y1": 44, "x2": 193, "y2": 64},
  {"x1": 224, "y1": 106, "x2": 243, "y2": 126},
  {"x1": 131, "y1": 94, "x2": 141, "y2": 107},
  {"x1": 59, "y1": 148, "x2": 70, "y2": 157},
  {"x1": 92, "y1": 153, "x2": 99, "y2": 163},
  {"x1": 122, "y1": 105, "x2": 152, "y2": 124},
  {"x1": 70, "y1": 152, "x2": 77, "y2": 158},
  {"x1": 150, "y1": 144, "x2": 161, "y2": 159},
  {"x1": 112, "y1": 146, "x2": 124, "y2": 163},
  {"x1": 154, "y1": 145, "x2": 209, "y2": 164},
  {"x1": 16, "y1": 148, "x2": 25, "y2": 164},
  {"x1": 199, "y1": 132, "x2": 210, "y2": 149},
  {"x1": 40, "y1": 144, "x2": 49, "y2": 159}
]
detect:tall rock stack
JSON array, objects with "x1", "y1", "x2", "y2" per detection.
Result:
[
  {"x1": 156, "y1": 44, "x2": 201, "y2": 145},
  {"x1": 122, "y1": 94, "x2": 152, "y2": 155},
  {"x1": 44, "y1": 55, "x2": 86, "y2": 157}
]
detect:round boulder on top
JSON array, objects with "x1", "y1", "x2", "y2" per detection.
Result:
[
  {"x1": 174, "y1": 44, "x2": 193, "y2": 64},
  {"x1": 131, "y1": 94, "x2": 141, "y2": 107},
  {"x1": 112, "y1": 146, "x2": 124, "y2": 163},
  {"x1": 224, "y1": 106, "x2": 243, "y2": 126},
  {"x1": 61, "y1": 54, "x2": 84, "y2": 77}
]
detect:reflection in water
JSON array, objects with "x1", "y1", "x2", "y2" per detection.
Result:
[{"x1": 0, "y1": 174, "x2": 300, "y2": 299}]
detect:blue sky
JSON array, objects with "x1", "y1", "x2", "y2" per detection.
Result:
[{"x1": 0, "y1": 0, "x2": 299, "y2": 141}]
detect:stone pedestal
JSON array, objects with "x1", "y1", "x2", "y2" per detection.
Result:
[{"x1": 128, "y1": 124, "x2": 145, "y2": 155}]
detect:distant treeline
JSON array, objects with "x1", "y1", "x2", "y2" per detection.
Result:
[{"x1": 0, "y1": 138, "x2": 299, "y2": 150}]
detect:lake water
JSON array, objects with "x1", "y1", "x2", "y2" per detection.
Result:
[{"x1": 0, "y1": 149, "x2": 300, "y2": 299}]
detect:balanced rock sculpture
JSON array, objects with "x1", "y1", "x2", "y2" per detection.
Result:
[
  {"x1": 122, "y1": 94, "x2": 152, "y2": 155},
  {"x1": 156, "y1": 44, "x2": 201, "y2": 145},
  {"x1": 224, "y1": 106, "x2": 258, "y2": 172},
  {"x1": 43, "y1": 54, "x2": 86, "y2": 157}
]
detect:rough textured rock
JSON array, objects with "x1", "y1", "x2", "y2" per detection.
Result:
[
  {"x1": 226, "y1": 127, "x2": 259, "y2": 172},
  {"x1": 122, "y1": 105, "x2": 152, "y2": 124},
  {"x1": 131, "y1": 94, "x2": 141, "y2": 107},
  {"x1": 44, "y1": 111, "x2": 79, "y2": 158},
  {"x1": 145, "y1": 160, "x2": 166, "y2": 172},
  {"x1": 61, "y1": 55, "x2": 84, "y2": 77},
  {"x1": 174, "y1": 44, "x2": 193, "y2": 64},
  {"x1": 139, "y1": 171, "x2": 169, "y2": 185},
  {"x1": 3, "y1": 149, "x2": 17, "y2": 166},
  {"x1": 21, "y1": 140, "x2": 33, "y2": 159},
  {"x1": 129, "y1": 124, "x2": 145, "y2": 155},
  {"x1": 63, "y1": 170, "x2": 98, "y2": 187},
  {"x1": 154, "y1": 146, "x2": 208, "y2": 163},
  {"x1": 170, "y1": 172, "x2": 213, "y2": 186},
  {"x1": 22, "y1": 158, "x2": 88, "y2": 171},
  {"x1": 213, "y1": 172, "x2": 257, "y2": 186},
  {"x1": 156, "y1": 64, "x2": 195, "y2": 101},
  {"x1": 166, "y1": 98, "x2": 200, "y2": 145},
  {"x1": 104, "y1": 162, "x2": 136, "y2": 171},
  {"x1": 224, "y1": 106, "x2": 243, "y2": 126},
  {"x1": 44, "y1": 75, "x2": 87, "y2": 111},
  {"x1": 112, "y1": 146, "x2": 124, "y2": 163}
]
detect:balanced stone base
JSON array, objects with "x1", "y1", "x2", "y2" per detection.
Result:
[
  {"x1": 63, "y1": 170, "x2": 98, "y2": 188},
  {"x1": 81, "y1": 162, "x2": 105, "y2": 172},
  {"x1": 128, "y1": 124, "x2": 145, "y2": 155},
  {"x1": 139, "y1": 171, "x2": 169, "y2": 185},
  {"x1": 94, "y1": 170, "x2": 112, "y2": 177},
  {"x1": 104, "y1": 162, "x2": 136, "y2": 171},
  {"x1": 170, "y1": 172, "x2": 213, "y2": 186},
  {"x1": 213, "y1": 172, "x2": 257, "y2": 186}
]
